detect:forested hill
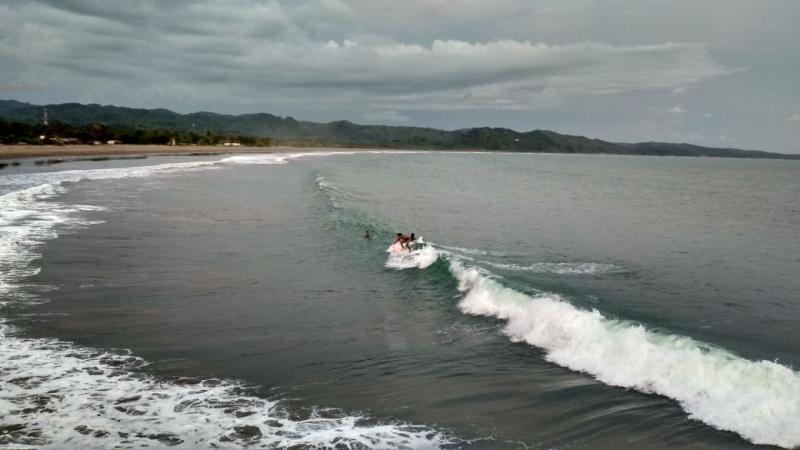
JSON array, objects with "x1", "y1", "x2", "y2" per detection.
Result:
[{"x1": 1, "y1": 100, "x2": 796, "y2": 159}]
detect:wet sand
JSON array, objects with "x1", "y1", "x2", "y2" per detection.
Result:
[
  {"x1": 0, "y1": 144, "x2": 278, "y2": 163},
  {"x1": 0, "y1": 145, "x2": 389, "y2": 165}
]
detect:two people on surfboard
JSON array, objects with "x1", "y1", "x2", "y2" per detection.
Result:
[{"x1": 394, "y1": 232, "x2": 416, "y2": 251}]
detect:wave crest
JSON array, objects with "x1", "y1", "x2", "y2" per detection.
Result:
[{"x1": 447, "y1": 258, "x2": 800, "y2": 448}]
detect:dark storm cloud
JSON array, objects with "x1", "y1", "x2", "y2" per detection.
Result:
[{"x1": 1, "y1": 0, "x2": 798, "y2": 152}]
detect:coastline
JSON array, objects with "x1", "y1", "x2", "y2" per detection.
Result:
[
  {"x1": 0, "y1": 144, "x2": 381, "y2": 165},
  {"x1": 3, "y1": 144, "x2": 799, "y2": 167}
]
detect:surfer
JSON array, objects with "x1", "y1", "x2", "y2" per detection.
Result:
[
  {"x1": 389, "y1": 232, "x2": 417, "y2": 254},
  {"x1": 395, "y1": 232, "x2": 416, "y2": 250},
  {"x1": 403, "y1": 233, "x2": 417, "y2": 250}
]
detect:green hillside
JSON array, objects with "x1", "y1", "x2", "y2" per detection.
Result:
[{"x1": 1, "y1": 100, "x2": 796, "y2": 159}]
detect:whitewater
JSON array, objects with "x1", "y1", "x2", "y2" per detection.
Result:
[
  {"x1": 384, "y1": 242, "x2": 800, "y2": 448},
  {"x1": 2, "y1": 151, "x2": 799, "y2": 449},
  {"x1": 0, "y1": 154, "x2": 452, "y2": 449}
]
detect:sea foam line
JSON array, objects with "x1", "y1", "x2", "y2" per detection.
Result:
[
  {"x1": 481, "y1": 261, "x2": 622, "y2": 275},
  {"x1": 220, "y1": 150, "x2": 427, "y2": 166},
  {"x1": 0, "y1": 158, "x2": 454, "y2": 449},
  {"x1": 434, "y1": 245, "x2": 621, "y2": 275},
  {"x1": 389, "y1": 246, "x2": 800, "y2": 448},
  {"x1": 0, "y1": 320, "x2": 452, "y2": 449}
]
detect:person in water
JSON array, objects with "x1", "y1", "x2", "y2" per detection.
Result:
[{"x1": 364, "y1": 230, "x2": 371, "y2": 240}]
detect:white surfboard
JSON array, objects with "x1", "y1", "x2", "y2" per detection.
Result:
[{"x1": 387, "y1": 242, "x2": 411, "y2": 254}]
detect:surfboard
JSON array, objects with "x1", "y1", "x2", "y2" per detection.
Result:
[{"x1": 387, "y1": 242, "x2": 411, "y2": 254}]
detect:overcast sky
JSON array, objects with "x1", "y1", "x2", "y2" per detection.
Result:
[{"x1": 1, "y1": 0, "x2": 798, "y2": 153}]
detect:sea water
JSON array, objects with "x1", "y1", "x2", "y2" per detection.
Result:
[{"x1": 1, "y1": 151, "x2": 799, "y2": 449}]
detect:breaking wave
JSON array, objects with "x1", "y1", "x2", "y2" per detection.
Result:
[
  {"x1": 389, "y1": 246, "x2": 800, "y2": 449},
  {"x1": 221, "y1": 152, "x2": 354, "y2": 165},
  {"x1": 385, "y1": 245, "x2": 440, "y2": 270}
]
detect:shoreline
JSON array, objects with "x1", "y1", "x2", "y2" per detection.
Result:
[
  {"x1": 2, "y1": 144, "x2": 799, "y2": 167},
  {"x1": 0, "y1": 144, "x2": 370, "y2": 165}
]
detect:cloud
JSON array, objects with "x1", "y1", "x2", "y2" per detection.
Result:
[
  {"x1": 788, "y1": 113, "x2": 800, "y2": 122},
  {"x1": 0, "y1": 0, "x2": 733, "y2": 112},
  {"x1": 668, "y1": 105, "x2": 687, "y2": 113}
]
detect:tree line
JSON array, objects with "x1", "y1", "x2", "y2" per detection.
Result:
[{"x1": 0, "y1": 118, "x2": 274, "y2": 146}]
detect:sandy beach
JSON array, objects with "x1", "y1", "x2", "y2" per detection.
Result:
[{"x1": 0, "y1": 144, "x2": 283, "y2": 163}]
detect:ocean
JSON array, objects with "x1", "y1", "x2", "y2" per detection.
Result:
[{"x1": 1, "y1": 151, "x2": 799, "y2": 449}]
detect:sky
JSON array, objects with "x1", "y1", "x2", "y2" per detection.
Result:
[{"x1": 1, "y1": 0, "x2": 798, "y2": 153}]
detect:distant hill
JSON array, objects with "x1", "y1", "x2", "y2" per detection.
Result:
[{"x1": 1, "y1": 99, "x2": 797, "y2": 159}]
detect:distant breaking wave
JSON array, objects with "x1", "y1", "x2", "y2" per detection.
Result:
[
  {"x1": 387, "y1": 245, "x2": 800, "y2": 448},
  {"x1": 220, "y1": 152, "x2": 354, "y2": 165},
  {"x1": 0, "y1": 156, "x2": 455, "y2": 449},
  {"x1": 220, "y1": 149, "x2": 428, "y2": 166}
]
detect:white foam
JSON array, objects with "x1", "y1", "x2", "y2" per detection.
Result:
[
  {"x1": 0, "y1": 320, "x2": 452, "y2": 449},
  {"x1": 0, "y1": 161, "x2": 219, "y2": 195},
  {"x1": 313, "y1": 171, "x2": 361, "y2": 209},
  {"x1": 0, "y1": 159, "x2": 455, "y2": 449},
  {"x1": 1, "y1": 161, "x2": 218, "y2": 303},
  {"x1": 0, "y1": 184, "x2": 104, "y2": 303},
  {"x1": 444, "y1": 257, "x2": 800, "y2": 449},
  {"x1": 435, "y1": 244, "x2": 503, "y2": 256},
  {"x1": 220, "y1": 151, "x2": 357, "y2": 165},
  {"x1": 386, "y1": 245, "x2": 440, "y2": 270},
  {"x1": 220, "y1": 150, "x2": 429, "y2": 166},
  {"x1": 220, "y1": 154, "x2": 292, "y2": 165},
  {"x1": 482, "y1": 261, "x2": 622, "y2": 275},
  {"x1": 432, "y1": 245, "x2": 620, "y2": 275}
]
